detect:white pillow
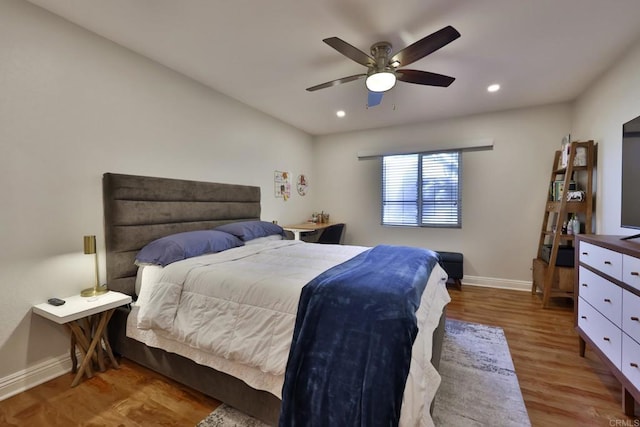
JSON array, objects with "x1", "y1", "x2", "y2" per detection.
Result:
[{"x1": 134, "y1": 264, "x2": 164, "y2": 307}]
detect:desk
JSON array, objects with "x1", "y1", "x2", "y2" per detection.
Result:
[
  {"x1": 33, "y1": 291, "x2": 132, "y2": 387},
  {"x1": 283, "y1": 222, "x2": 337, "y2": 240}
]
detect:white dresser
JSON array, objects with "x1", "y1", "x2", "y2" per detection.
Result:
[{"x1": 576, "y1": 235, "x2": 640, "y2": 416}]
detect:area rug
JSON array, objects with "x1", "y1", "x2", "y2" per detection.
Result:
[
  {"x1": 197, "y1": 403, "x2": 270, "y2": 427},
  {"x1": 432, "y1": 319, "x2": 530, "y2": 426},
  {"x1": 197, "y1": 319, "x2": 530, "y2": 427}
]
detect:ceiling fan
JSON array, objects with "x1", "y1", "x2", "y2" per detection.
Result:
[{"x1": 306, "y1": 25, "x2": 460, "y2": 107}]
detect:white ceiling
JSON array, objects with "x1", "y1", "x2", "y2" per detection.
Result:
[{"x1": 25, "y1": 0, "x2": 640, "y2": 136}]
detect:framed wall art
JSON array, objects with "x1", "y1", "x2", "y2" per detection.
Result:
[
  {"x1": 274, "y1": 171, "x2": 291, "y2": 201},
  {"x1": 296, "y1": 174, "x2": 308, "y2": 196}
]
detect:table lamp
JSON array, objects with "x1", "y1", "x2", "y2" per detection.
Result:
[{"x1": 81, "y1": 235, "x2": 108, "y2": 297}]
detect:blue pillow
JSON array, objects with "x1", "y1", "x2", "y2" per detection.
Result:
[
  {"x1": 135, "y1": 230, "x2": 244, "y2": 267},
  {"x1": 214, "y1": 220, "x2": 285, "y2": 242}
]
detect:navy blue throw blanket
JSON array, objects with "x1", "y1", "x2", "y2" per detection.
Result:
[{"x1": 279, "y1": 245, "x2": 438, "y2": 427}]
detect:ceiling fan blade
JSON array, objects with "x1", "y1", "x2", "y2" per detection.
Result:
[
  {"x1": 390, "y1": 26, "x2": 460, "y2": 67},
  {"x1": 306, "y1": 74, "x2": 366, "y2": 92},
  {"x1": 323, "y1": 37, "x2": 375, "y2": 67},
  {"x1": 367, "y1": 91, "x2": 384, "y2": 107},
  {"x1": 396, "y1": 69, "x2": 455, "y2": 87}
]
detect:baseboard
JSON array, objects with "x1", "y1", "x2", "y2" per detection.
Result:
[
  {"x1": 462, "y1": 275, "x2": 531, "y2": 292},
  {"x1": 0, "y1": 353, "x2": 72, "y2": 401}
]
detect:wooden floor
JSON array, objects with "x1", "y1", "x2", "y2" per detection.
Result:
[
  {"x1": 446, "y1": 285, "x2": 638, "y2": 426},
  {"x1": 0, "y1": 359, "x2": 221, "y2": 426},
  {"x1": 0, "y1": 285, "x2": 637, "y2": 426}
]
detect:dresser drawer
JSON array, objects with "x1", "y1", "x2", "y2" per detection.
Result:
[
  {"x1": 578, "y1": 297, "x2": 622, "y2": 369},
  {"x1": 623, "y1": 254, "x2": 640, "y2": 292},
  {"x1": 578, "y1": 297, "x2": 600, "y2": 343},
  {"x1": 579, "y1": 241, "x2": 623, "y2": 280},
  {"x1": 623, "y1": 289, "x2": 640, "y2": 343},
  {"x1": 622, "y1": 334, "x2": 640, "y2": 392},
  {"x1": 578, "y1": 266, "x2": 623, "y2": 326}
]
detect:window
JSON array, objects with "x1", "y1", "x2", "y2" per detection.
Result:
[{"x1": 382, "y1": 151, "x2": 461, "y2": 227}]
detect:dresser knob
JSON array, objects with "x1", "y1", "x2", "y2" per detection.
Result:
[
  {"x1": 603, "y1": 337, "x2": 611, "y2": 341},
  {"x1": 631, "y1": 316, "x2": 639, "y2": 321},
  {"x1": 631, "y1": 363, "x2": 639, "y2": 368},
  {"x1": 604, "y1": 261, "x2": 612, "y2": 265},
  {"x1": 582, "y1": 252, "x2": 589, "y2": 256},
  {"x1": 581, "y1": 283, "x2": 588, "y2": 287},
  {"x1": 604, "y1": 298, "x2": 611, "y2": 303},
  {"x1": 581, "y1": 315, "x2": 587, "y2": 319},
  {"x1": 631, "y1": 272, "x2": 640, "y2": 276}
]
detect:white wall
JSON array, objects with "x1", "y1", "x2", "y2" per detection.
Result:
[
  {"x1": 5, "y1": 0, "x2": 640, "y2": 401},
  {"x1": 313, "y1": 104, "x2": 572, "y2": 285},
  {"x1": 0, "y1": 0, "x2": 313, "y2": 391},
  {"x1": 572, "y1": 39, "x2": 640, "y2": 235}
]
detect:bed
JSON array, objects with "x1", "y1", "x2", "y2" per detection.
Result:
[{"x1": 103, "y1": 172, "x2": 450, "y2": 426}]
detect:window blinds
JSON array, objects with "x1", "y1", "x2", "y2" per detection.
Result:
[{"x1": 382, "y1": 151, "x2": 461, "y2": 227}]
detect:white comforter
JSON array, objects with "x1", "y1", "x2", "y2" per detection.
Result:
[{"x1": 130, "y1": 240, "x2": 450, "y2": 427}]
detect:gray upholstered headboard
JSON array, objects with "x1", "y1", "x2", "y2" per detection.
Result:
[{"x1": 103, "y1": 173, "x2": 261, "y2": 297}]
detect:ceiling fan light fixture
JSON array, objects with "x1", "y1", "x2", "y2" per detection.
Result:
[{"x1": 366, "y1": 71, "x2": 396, "y2": 93}]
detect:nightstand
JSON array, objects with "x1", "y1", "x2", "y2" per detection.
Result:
[{"x1": 33, "y1": 291, "x2": 132, "y2": 387}]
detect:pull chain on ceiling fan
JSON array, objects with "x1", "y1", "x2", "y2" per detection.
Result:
[{"x1": 306, "y1": 25, "x2": 460, "y2": 107}]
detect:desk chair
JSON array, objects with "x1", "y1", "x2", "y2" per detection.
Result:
[{"x1": 317, "y1": 223, "x2": 346, "y2": 244}]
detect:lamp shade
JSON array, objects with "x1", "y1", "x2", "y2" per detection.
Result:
[
  {"x1": 366, "y1": 71, "x2": 396, "y2": 92},
  {"x1": 83, "y1": 235, "x2": 96, "y2": 255}
]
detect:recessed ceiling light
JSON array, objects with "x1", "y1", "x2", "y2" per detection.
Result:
[
  {"x1": 336, "y1": 110, "x2": 346, "y2": 118},
  {"x1": 487, "y1": 84, "x2": 500, "y2": 93}
]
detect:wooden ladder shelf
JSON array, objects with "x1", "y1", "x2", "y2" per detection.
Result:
[{"x1": 532, "y1": 140, "x2": 596, "y2": 308}]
